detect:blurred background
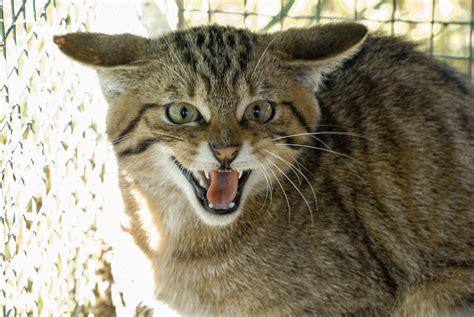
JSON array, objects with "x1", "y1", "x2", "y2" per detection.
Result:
[{"x1": 1, "y1": 0, "x2": 473, "y2": 316}]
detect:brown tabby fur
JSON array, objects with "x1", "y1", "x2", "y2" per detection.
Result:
[{"x1": 55, "y1": 23, "x2": 474, "y2": 316}]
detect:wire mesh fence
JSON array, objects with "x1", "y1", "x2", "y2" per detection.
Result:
[
  {"x1": 1, "y1": 0, "x2": 473, "y2": 316},
  {"x1": 176, "y1": 0, "x2": 474, "y2": 81},
  {"x1": 1, "y1": 1, "x2": 117, "y2": 315}
]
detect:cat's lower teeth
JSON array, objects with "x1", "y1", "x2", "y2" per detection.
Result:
[{"x1": 208, "y1": 202, "x2": 235, "y2": 209}]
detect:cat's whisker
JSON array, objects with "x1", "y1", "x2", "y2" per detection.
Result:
[
  {"x1": 273, "y1": 131, "x2": 380, "y2": 145},
  {"x1": 161, "y1": 36, "x2": 192, "y2": 82},
  {"x1": 152, "y1": 60, "x2": 190, "y2": 85},
  {"x1": 264, "y1": 161, "x2": 291, "y2": 223},
  {"x1": 112, "y1": 134, "x2": 132, "y2": 145},
  {"x1": 113, "y1": 131, "x2": 189, "y2": 147},
  {"x1": 276, "y1": 143, "x2": 363, "y2": 165},
  {"x1": 179, "y1": 150, "x2": 193, "y2": 180},
  {"x1": 310, "y1": 135, "x2": 343, "y2": 160},
  {"x1": 262, "y1": 164, "x2": 275, "y2": 211},
  {"x1": 175, "y1": 150, "x2": 193, "y2": 167},
  {"x1": 250, "y1": 32, "x2": 283, "y2": 81},
  {"x1": 266, "y1": 159, "x2": 314, "y2": 224},
  {"x1": 258, "y1": 163, "x2": 274, "y2": 214},
  {"x1": 264, "y1": 150, "x2": 318, "y2": 222},
  {"x1": 152, "y1": 132, "x2": 189, "y2": 143},
  {"x1": 263, "y1": 149, "x2": 302, "y2": 185},
  {"x1": 291, "y1": 165, "x2": 318, "y2": 219}
]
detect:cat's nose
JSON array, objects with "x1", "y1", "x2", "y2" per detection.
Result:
[{"x1": 209, "y1": 143, "x2": 241, "y2": 166}]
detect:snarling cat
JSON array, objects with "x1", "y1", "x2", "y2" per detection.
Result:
[{"x1": 55, "y1": 23, "x2": 474, "y2": 316}]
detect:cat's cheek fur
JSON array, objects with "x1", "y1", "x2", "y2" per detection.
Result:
[{"x1": 119, "y1": 144, "x2": 191, "y2": 234}]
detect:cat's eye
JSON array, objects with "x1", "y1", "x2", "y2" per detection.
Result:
[
  {"x1": 243, "y1": 100, "x2": 275, "y2": 123},
  {"x1": 166, "y1": 103, "x2": 202, "y2": 124}
]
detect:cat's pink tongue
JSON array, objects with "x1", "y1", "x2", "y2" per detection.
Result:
[{"x1": 207, "y1": 170, "x2": 239, "y2": 209}]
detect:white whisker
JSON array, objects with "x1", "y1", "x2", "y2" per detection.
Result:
[
  {"x1": 272, "y1": 131, "x2": 380, "y2": 144},
  {"x1": 264, "y1": 161, "x2": 291, "y2": 223},
  {"x1": 266, "y1": 159, "x2": 313, "y2": 224},
  {"x1": 258, "y1": 163, "x2": 274, "y2": 214},
  {"x1": 276, "y1": 143, "x2": 363, "y2": 165},
  {"x1": 161, "y1": 36, "x2": 192, "y2": 82},
  {"x1": 264, "y1": 150, "x2": 318, "y2": 222},
  {"x1": 152, "y1": 132, "x2": 189, "y2": 143},
  {"x1": 263, "y1": 149, "x2": 302, "y2": 185},
  {"x1": 310, "y1": 135, "x2": 343, "y2": 160},
  {"x1": 112, "y1": 134, "x2": 132, "y2": 145},
  {"x1": 151, "y1": 59, "x2": 189, "y2": 84},
  {"x1": 250, "y1": 33, "x2": 283, "y2": 81}
]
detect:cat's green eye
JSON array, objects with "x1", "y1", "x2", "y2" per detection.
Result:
[
  {"x1": 243, "y1": 101, "x2": 275, "y2": 123},
  {"x1": 166, "y1": 103, "x2": 201, "y2": 125}
]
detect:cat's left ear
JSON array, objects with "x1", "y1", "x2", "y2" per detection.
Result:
[
  {"x1": 54, "y1": 32, "x2": 156, "y2": 99},
  {"x1": 53, "y1": 32, "x2": 154, "y2": 67},
  {"x1": 265, "y1": 23, "x2": 368, "y2": 90}
]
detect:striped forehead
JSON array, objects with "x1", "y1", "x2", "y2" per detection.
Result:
[{"x1": 166, "y1": 26, "x2": 255, "y2": 81}]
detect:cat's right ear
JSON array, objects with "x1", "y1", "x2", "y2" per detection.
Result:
[
  {"x1": 53, "y1": 32, "x2": 154, "y2": 67},
  {"x1": 264, "y1": 23, "x2": 368, "y2": 91}
]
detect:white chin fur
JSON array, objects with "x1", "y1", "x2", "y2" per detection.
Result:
[{"x1": 193, "y1": 205, "x2": 243, "y2": 226}]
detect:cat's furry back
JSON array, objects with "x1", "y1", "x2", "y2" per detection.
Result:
[{"x1": 55, "y1": 24, "x2": 474, "y2": 316}]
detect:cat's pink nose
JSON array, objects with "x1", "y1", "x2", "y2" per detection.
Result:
[
  {"x1": 210, "y1": 144, "x2": 240, "y2": 164},
  {"x1": 214, "y1": 146, "x2": 239, "y2": 161}
]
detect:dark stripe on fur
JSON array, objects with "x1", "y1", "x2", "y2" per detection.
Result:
[
  {"x1": 319, "y1": 93, "x2": 399, "y2": 295},
  {"x1": 315, "y1": 95, "x2": 356, "y2": 157},
  {"x1": 115, "y1": 103, "x2": 161, "y2": 144},
  {"x1": 324, "y1": 175, "x2": 398, "y2": 296},
  {"x1": 436, "y1": 259, "x2": 474, "y2": 269},
  {"x1": 118, "y1": 137, "x2": 159, "y2": 157},
  {"x1": 281, "y1": 101, "x2": 311, "y2": 133}
]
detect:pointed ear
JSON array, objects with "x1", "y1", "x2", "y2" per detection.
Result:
[
  {"x1": 54, "y1": 32, "x2": 157, "y2": 99},
  {"x1": 267, "y1": 23, "x2": 368, "y2": 90},
  {"x1": 53, "y1": 32, "x2": 154, "y2": 67}
]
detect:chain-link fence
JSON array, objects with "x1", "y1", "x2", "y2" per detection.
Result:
[
  {"x1": 176, "y1": 0, "x2": 474, "y2": 81},
  {"x1": 0, "y1": 1, "x2": 117, "y2": 315},
  {"x1": 1, "y1": 0, "x2": 473, "y2": 316}
]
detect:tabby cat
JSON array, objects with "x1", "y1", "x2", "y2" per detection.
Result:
[{"x1": 54, "y1": 22, "x2": 474, "y2": 316}]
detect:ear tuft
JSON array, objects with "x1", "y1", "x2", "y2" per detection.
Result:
[{"x1": 54, "y1": 32, "x2": 154, "y2": 67}]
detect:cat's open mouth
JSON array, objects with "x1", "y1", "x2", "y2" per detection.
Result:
[{"x1": 173, "y1": 158, "x2": 251, "y2": 215}]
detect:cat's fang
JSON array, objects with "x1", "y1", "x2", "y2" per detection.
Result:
[
  {"x1": 238, "y1": 171, "x2": 243, "y2": 179},
  {"x1": 196, "y1": 171, "x2": 210, "y2": 189}
]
